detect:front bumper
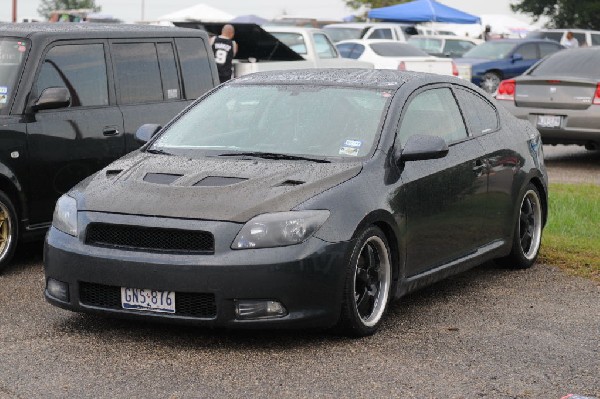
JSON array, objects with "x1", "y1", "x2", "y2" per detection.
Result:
[
  {"x1": 44, "y1": 212, "x2": 353, "y2": 329},
  {"x1": 499, "y1": 101, "x2": 600, "y2": 146}
]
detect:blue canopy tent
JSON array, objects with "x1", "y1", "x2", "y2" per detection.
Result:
[{"x1": 368, "y1": 0, "x2": 480, "y2": 24}]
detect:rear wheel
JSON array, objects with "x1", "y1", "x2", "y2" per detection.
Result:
[
  {"x1": 337, "y1": 226, "x2": 392, "y2": 337},
  {"x1": 497, "y1": 184, "x2": 543, "y2": 269},
  {"x1": 481, "y1": 71, "x2": 501, "y2": 93},
  {"x1": 0, "y1": 191, "x2": 18, "y2": 273}
]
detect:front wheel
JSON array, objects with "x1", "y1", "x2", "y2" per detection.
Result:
[
  {"x1": 0, "y1": 191, "x2": 18, "y2": 273},
  {"x1": 337, "y1": 226, "x2": 392, "y2": 337},
  {"x1": 497, "y1": 183, "x2": 543, "y2": 269},
  {"x1": 481, "y1": 71, "x2": 501, "y2": 93}
]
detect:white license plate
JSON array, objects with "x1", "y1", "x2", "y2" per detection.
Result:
[
  {"x1": 537, "y1": 115, "x2": 562, "y2": 128},
  {"x1": 121, "y1": 287, "x2": 175, "y2": 313}
]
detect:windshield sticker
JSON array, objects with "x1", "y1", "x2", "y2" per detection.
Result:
[
  {"x1": 339, "y1": 146, "x2": 360, "y2": 156},
  {"x1": 0, "y1": 86, "x2": 7, "y2": 95},
  {"x1": 0, "y1": 94, "x2": 7, "y2": 104},
  {"x1": 344, "y1": 139, "x2": 362, "y2": 148}
]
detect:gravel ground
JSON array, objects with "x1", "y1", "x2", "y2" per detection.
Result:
[
  {"x1": 543, "y1": 145, "x2": 600, "y2": 185},
  {"x1": 0, "y1": 243, "x2": 598, "y2": 399}
]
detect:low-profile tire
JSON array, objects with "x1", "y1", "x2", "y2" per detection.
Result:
[
  {"x1": 336, "y1": 226, "x2": 392, "y2": 337},
  {"x1": 497, "y1": 183, "x2": 543, "y2": 269},
  {"x1": 481, "y1": 71, "x2": 502, "y2": 93},
  {"x1": 0, "y1": 191, "x2": 18, "y2": 273}
]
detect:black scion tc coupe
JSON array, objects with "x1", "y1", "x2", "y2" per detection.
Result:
[{"x1": 44, "y1": 69, "x2": 548, "y2": 337}]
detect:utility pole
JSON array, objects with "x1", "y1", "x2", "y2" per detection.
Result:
[{"x1": 12, "y1": 0, "x2": 17, "y2": 22}]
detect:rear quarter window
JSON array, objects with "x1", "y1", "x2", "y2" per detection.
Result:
[{"x1": 454, "y1": 88, "x2": 499, "y2": 136}]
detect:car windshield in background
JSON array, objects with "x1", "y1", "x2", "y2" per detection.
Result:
[
  {"x1": 0, "y1": 38, "x2": 28, "y2": 114},
  {"x1": 462, "y1": 41, "x2": 516, "y2": 60},
  {"x1": 408, "y1": 38, "x2": 443, "y2": 53},
  {"x1": 152, "y1": 85, "x2": 392, "y2": 160},
  {"x1": 323, "y1": 27, "x2": 364, "y2": 42},
  {"x1": 526, "y1": 31, "x2": 563, "y2": 42},
  {"x1": 529, "y1": 49, "x2": 600, "y2": 78},
  {"x1": 370, "y1": 42, "x2": 428, "y2": 57},
  {"x1": 268, "y1": 32, "x2": 307, "y2": 55}
]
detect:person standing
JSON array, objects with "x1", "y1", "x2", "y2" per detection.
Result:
[
  {"x1": 210, "y1": 24, "x2": 238, "y2": 83},
  {"x1": 561, "y1": 31, "x2": 579, "y2": 48}
]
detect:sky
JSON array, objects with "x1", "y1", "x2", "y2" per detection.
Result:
[{"x1": 3, "y1": 0, "x2": 532, "y2": 23}]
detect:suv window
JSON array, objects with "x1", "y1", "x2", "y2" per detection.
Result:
[
  {"x1": 313, "y1": 34, "x2": 337, "y2": 59},
  {"x1": 368, "y1": 28, "x2": 393, "y2": 40},
  {"x1": 516, "y1": 43, "x2": 538, "y2": 60},
  {"x1": 156, "y1": 43, "x2": 181, "y2": 100},
  {"x1": 539, "y1": 42, "x2": 561, "y2": 57},
  {"x1": 454, "y1": 88, "x2": 498, "y2": 135},
  {"x1": 175, "y1": 38, "x2": 214, "y2": 100},
  {"x1": 113, "y1": 42, "x2": 162, "y2": 104},
  {"x1": 398, "y1": 88, "x2": 467, "y2": 145},
  {"x1": 36, "y1": 43, "x2": 108, "y2": 107}
]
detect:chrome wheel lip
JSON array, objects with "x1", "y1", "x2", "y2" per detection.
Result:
[
  {"x1": 352, "y1": 236, "x2": 391, "y2": 328},
  {"x1": 0, "y1": 202, "x2": 12, "y2": 262},
  {"x1": 519, "y1": 189, "x2": 542, "y2": 260}
]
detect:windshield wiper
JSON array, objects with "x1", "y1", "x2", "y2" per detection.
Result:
[
  {"x1": 145, "y1": 148, "x2": 173, "y2": 156},
  {"x1": 217, "y1": 151, "x2": 330, "y2": 163}
]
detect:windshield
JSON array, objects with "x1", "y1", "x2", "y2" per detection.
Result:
[
  {"x1": 462, "y1": 41, "x2": 516, "y2": 60},
  {"x1": 323, "y1": 27, "x2": 365, "y2": 43},
  {"x1": 408, "y1": 37, "x2": 443, "y2": 53},
  {"x1": 526, "y1": 31, "x2": 563, "y2": 42},
  {"x1": 268, "y1": 32, "x2": 307, "y2": 55},
  {"x1": 370, "y1": 42, "x2": 428, "y2": 57},
  {"x1": 0, "y1": 38, "x2": 28, "y2": 114},
  {"x1": 152, "y1": 85, "x2": 392, "y2": 160}
]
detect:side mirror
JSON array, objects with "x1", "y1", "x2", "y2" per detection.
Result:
[
  {"x1": 135, "y1": 124, "x2": 162, "y2": 144},
  {"x1": 512, "y1": 53, "x2": 523, "y2": 62},
  {"x1": 396, "y1": 134, "x2": 449, "y2": 164},
  {"x1": 32, "y1": 87, "x2": 70, "y2": 111}
]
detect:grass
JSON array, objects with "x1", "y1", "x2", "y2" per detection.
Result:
[{"x1": 539, "y1": 183, "x2": 600, "y2": 283}]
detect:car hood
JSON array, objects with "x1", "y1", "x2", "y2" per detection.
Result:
[{"x1": 72, "y1": 152, "x2": 362, "y2": 223}]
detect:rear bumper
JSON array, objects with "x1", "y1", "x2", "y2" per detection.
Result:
[
  {"x1": 499, "y1": 101, "x2": 600, "y2": 146},
  {"x1": 44, "y1": 215, "x2": 353, "y2": 330}
]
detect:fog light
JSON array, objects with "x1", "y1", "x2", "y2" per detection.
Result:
[
  {"x1": 235, "y1": 300, "x2": 287, "y2": 320},
  {"x1": 47, "y1": 278, "x2": 69, "y2": 302}
]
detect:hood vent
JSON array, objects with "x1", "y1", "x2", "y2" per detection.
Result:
[
  {"x1": 194, "y1": 176, "x2": 248, "y2": 187},
  {"x1": 143, "y1": 173, "x2": 183, "y2": 185},
  {"x1": 106, "y1": 169, "x2": 123, "y2": 178},
  {"x1": 277, "y1": 180, "x2": 305, "y2": 187}
]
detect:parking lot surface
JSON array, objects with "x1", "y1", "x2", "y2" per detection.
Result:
[
  {"x1": 544, "y1": 145, "x2": 600, "y2": 185},
  {"x1": 0, "y1": 243, "x2": 598, "y2": 399}
]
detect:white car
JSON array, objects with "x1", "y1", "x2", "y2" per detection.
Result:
[
  {"x1": 323, "y1": 22, "x2": 417, "y2": 43},
  {"x1": 336, "y1": 39, "x2": 459, "y2": 77}
]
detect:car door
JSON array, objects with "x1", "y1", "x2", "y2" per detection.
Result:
[
  {"x1": 505, "y1": 43, "x2": 539, "y2": 78},
  {"x1": 26, "y1": 41, "x2": 124, "y2": 225},
  {"x1": 394, "y1": 86, "x2": 488, "y2": 276}
]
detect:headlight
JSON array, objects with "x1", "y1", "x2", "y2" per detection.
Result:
[
  {"x1": 232, "y1": 210, "x2": 330, "y2": 249},
  {"x1": 52, "y1": 195, "x2": 78, "y2": 236}
]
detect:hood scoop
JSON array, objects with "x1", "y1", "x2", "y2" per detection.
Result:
[
  {"x1": 277, "y1": 180, "x2": 305, "y2": 187},
  {"x1": 106, "y1": 169, "x2": 123, "y2": 178},
  {"x1": 143, "y1": 173, "x2": 183, "y2": 185},
  {"x1": 194, "y1": 176, "x2": 248, "y2": 187}
]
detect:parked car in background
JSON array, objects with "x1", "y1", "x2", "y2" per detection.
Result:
[
  {"x1": 407, "y1": 35, "x2": 482, "y2": 58},
  {"x1": 323, "y1": 22, "x2": 418, "y2": 43},
  {"x1": 337, "y1": 39, "x2": 459, "y2": 76},
  {"x1": 45, "y1": 69, "x2": 547, "y2": 337},
  {"x1": 0, "y1": 23, "x2": 219, "y2": 272},
  {"x1": 455, "y1": 39, "x2": 564, "y2": 93},
  {"x1": 496, "y1": 47, "x2": 600, "y2": 150},
  {"x1": 526, "y1": 29, "x2": 600, "y2": 47}
]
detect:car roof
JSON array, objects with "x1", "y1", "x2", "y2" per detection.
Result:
[
  {"x1": 230, "y1": 68, "x2": 458, "y2": 89},
  {"x1": 262, "y1": 25, "x2": 322, "y2": 34},
  {"x1": 323, "y1": 23, "x2": 403, "y2": 29},
  {"x1": 336, "y1": 39, "x2": 413, "y2": 46},
  {"x1": 409, "y1": 35, "x2": 476, "y2": 41},
  {"x1": 0, "y1": 22, "x2": 206, "y2": 39}
]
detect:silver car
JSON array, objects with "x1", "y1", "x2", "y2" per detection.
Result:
[{"x1": 496, "y1": 47, "x2": 600, "y2": 150}]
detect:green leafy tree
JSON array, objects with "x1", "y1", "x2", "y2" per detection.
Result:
[
  {"x1": 345, "y1": 0, "x2": 409, "y2": 10},
  {"x1": 511, "y1": 0, "x2": 600, "y2": 30},
  {"x1": 38, "y1": 0, "x2": 101, "y2": 20}
]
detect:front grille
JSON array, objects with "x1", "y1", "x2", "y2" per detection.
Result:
[
  {"x1": 85, "y1": 223, "x2": 214, "y2": 254},
  {"x1": 79, "y1": 282, "x2": 217, "y2": 318}
]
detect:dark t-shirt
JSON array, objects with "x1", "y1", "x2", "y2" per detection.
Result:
[{"x1": 212, "y1": 36, "x2": 235, "y2": 83}]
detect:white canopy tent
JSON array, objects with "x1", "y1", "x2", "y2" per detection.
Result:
[{"x1": 157, "y1": 4, "x2": 234, "y2": 22}]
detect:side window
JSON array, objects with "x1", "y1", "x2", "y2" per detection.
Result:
[
  {"x1": 573, "y1": 33, "x2": 586, "y2": 46},
  {"x1": 156, "y1": 42, "x2": 181, "y2": 100},
  {"x1": 454, "y1": 88, "x2": 499, "y2": 136},
  {"x1": 336, "y1": 43, "x2": 355, "y2": 58},
  {"x1": 350, "y1": 44, "x2": 365, "y2": 59},
  {"x1": 592, "y1": 34, "x2": 600, "y2": 46},
  {"x1": 368, "y1": 29, "x2": 393, "y2": 40},
  {"x1": 397, "y1": 88, "x2": 467, "y2": 146},
  {"x1": 175, "y1": 38, "x2": 214, "y2": 100},
  {"x1": 444, "y1": 40, "x2": 474, "y2": 54},
  {"x1": 313, "y1": 34, "x2": 337, "y2": 59},
  {"x1": 539, "y1": 42, "x2": 561, "y2": 58},
  {"x1": 113, "y1": 42, "x2": 162, "y2": 104},
  {"x1": 516, "y1": 43, "x2": 538, "y2": 60},
  {"x1": 36, "y1": 43, "x2": 108, "y2": 107}
]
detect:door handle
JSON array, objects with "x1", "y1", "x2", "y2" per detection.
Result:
[{"x1": 103, "y1": 126, "x2": 120, "y2": 136}]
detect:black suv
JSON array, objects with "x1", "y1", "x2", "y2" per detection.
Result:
[{"x1": 0, "y1": 23, "x2": 219, "y2": 270}]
